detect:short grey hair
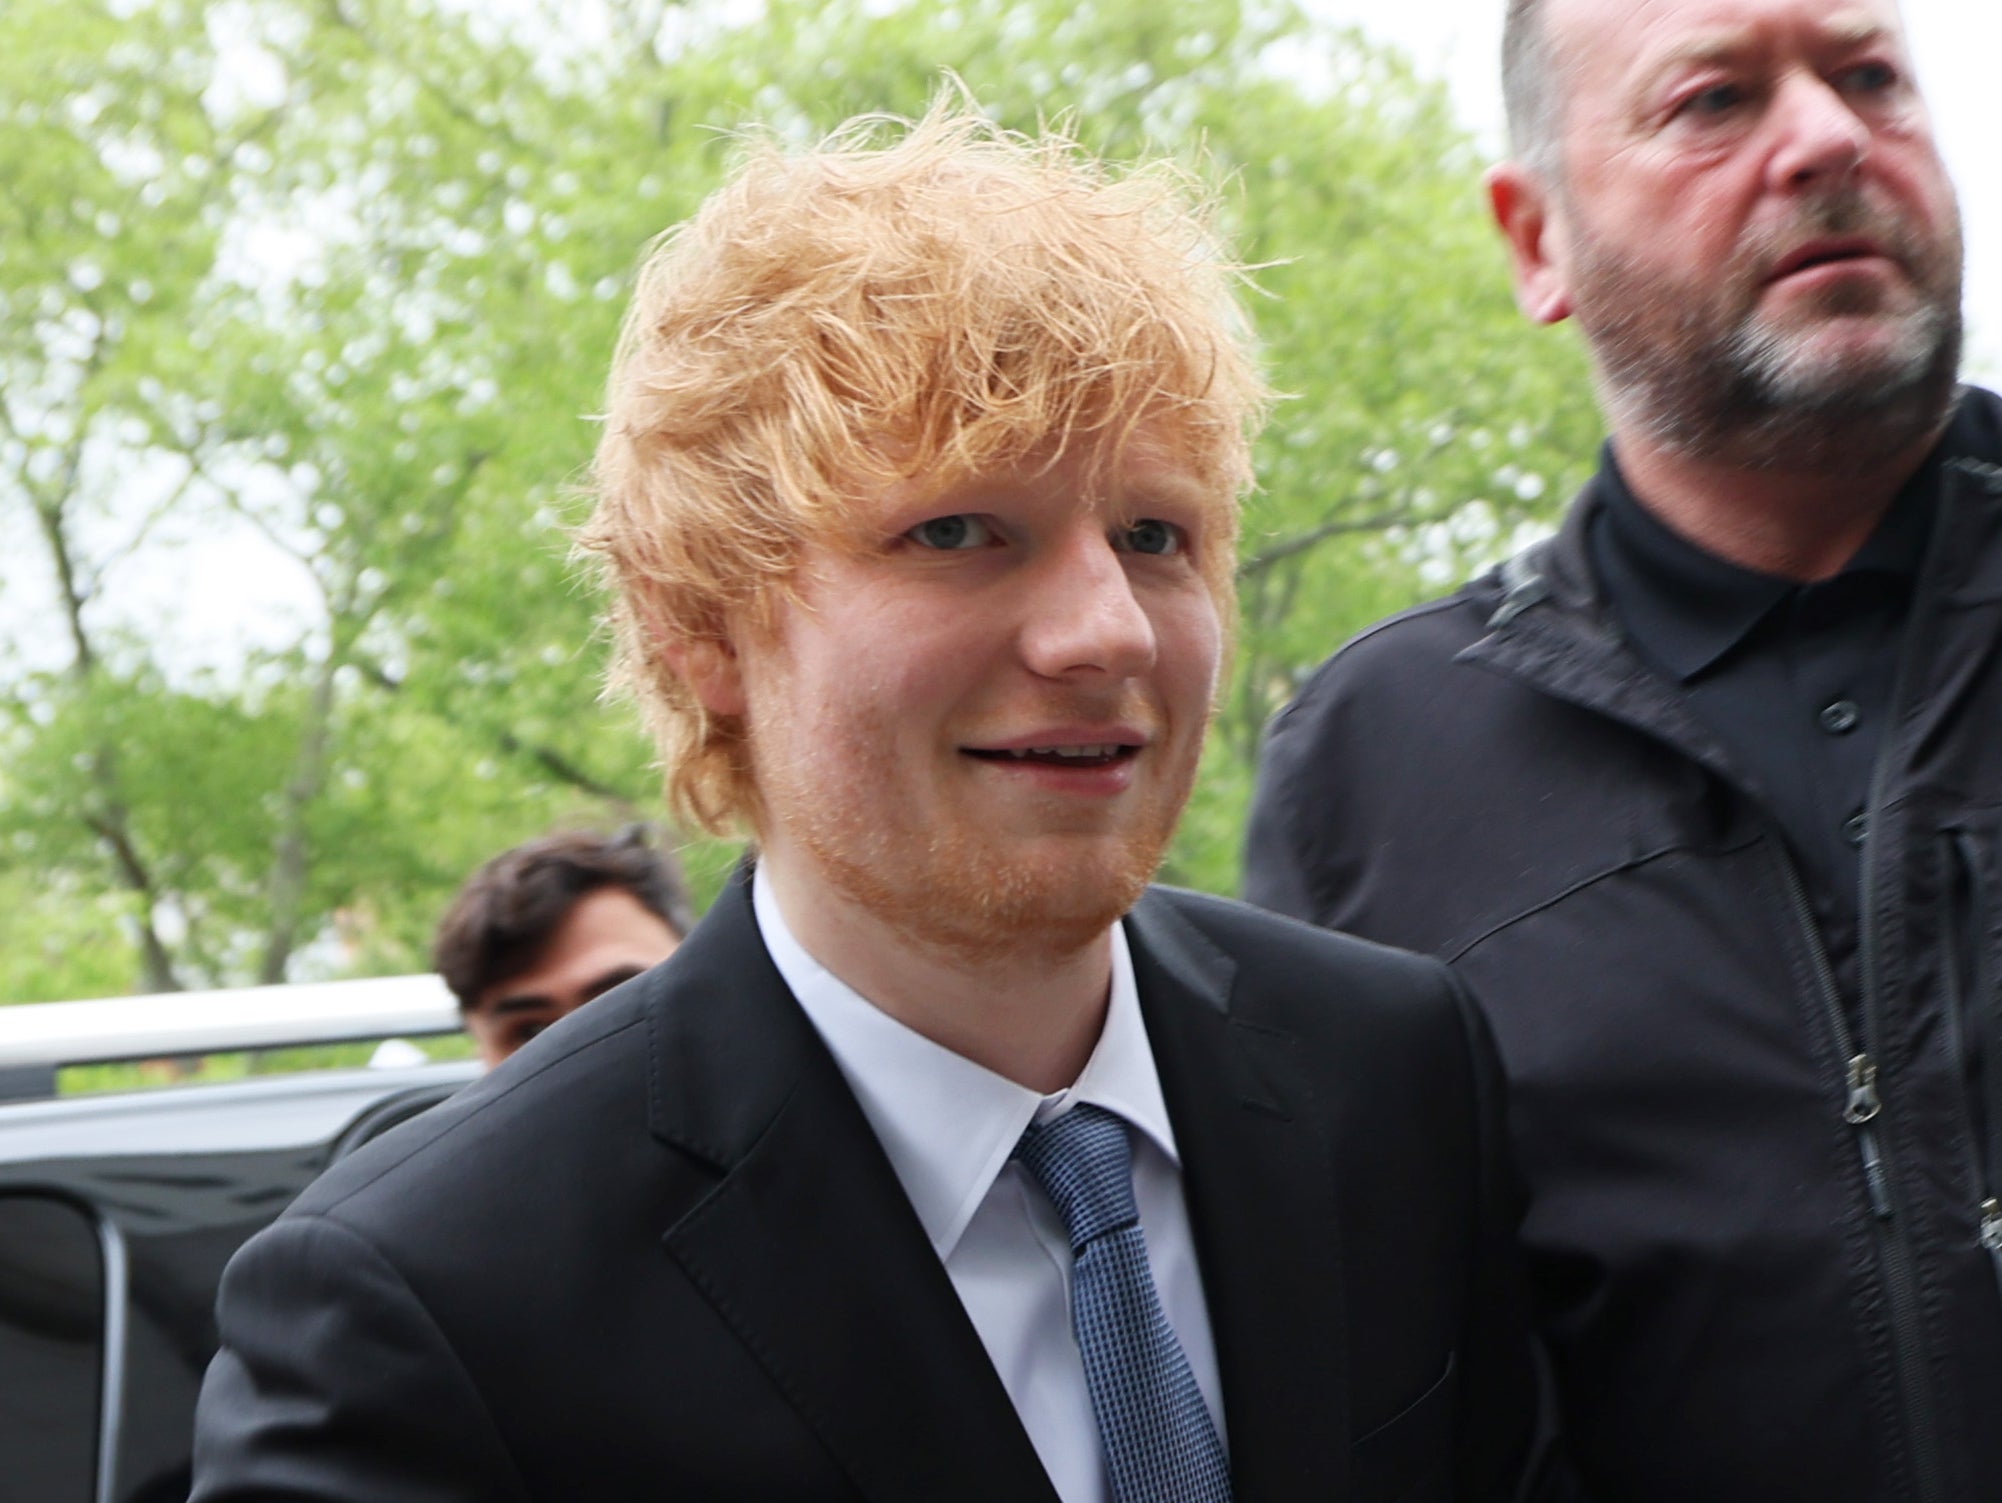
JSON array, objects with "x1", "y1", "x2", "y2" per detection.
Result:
[{"x1": 1501, "y1": 0, "x2": 1563, "y2": 174}]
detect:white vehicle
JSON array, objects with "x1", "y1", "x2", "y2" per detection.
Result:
[{"x1": 0, "y1": 977, "x2": 476, "y2": 1503}]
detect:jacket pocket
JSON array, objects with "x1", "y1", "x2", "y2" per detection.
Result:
[{"x1": 1351, "y1": 1348, "x2": 1456, "y2": 1502}]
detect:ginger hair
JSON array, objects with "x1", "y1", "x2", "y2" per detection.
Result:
[{"x1": 577, "y1": 95, "x2": 1268, "y2": 835}]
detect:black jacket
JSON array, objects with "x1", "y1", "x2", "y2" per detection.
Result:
[
  {"x1": 192, "y1": 880, "x2": 1567, "y2": 1502},
  {"x1": 1244, "y1": 387, "x2": 2002, "y2": 1503}
]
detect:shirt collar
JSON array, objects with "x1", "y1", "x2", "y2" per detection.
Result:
[
  {"x1": 1590, "y1": 437, "x2": 1941, "y2": 682},
  {"x1": 751, "y1": 865, "x2": 1180, "y2": 1262}
]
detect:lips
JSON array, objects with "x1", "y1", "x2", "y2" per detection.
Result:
[
  {"x1": 965, "y1": 743, "x2": 1140, "y2": 769},
  {"x1": 962, "y1": 729, "x2": 1147, "y2": 770},
  {"x1": 1766, "y1": 236, "x2": 1890, "y2": 283}
]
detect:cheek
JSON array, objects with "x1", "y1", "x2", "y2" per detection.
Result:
[
  {"x1": 1901, "y1": 156, "x2": 1963, "y2": 237},
  {"x1": 1160, "y1": 594, "x2": 1224, "y2": 709},
  {"x1": 844, "y1": 600, "x2": 992, "y2": 707},
  {"x1": 463, "y1": 1015, "x2": 508, "y2": 1063}
]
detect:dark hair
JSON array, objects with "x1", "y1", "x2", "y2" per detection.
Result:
[{"x1": 432, "y1": 825, "x2": 694, "y2": 1010}]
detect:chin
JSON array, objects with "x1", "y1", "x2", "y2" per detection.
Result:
[
  {"x1": 969, "y1": 848, "x2": 1157, "y2": 946},
  {"x1": 1755, "y1": 314, "x2": 1929, "y2": 387},
  {"x1": 822, "y1": 828, "x2": 1169, "y2": 967}
]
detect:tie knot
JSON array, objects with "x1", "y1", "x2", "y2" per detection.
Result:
[{"x1": 1014, "y1": 1104, "x2": 1139, "y2": 1251}]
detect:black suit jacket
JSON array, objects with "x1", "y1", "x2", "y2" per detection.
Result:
[{"x1": 191, "y1": 881, "x2": 1562, "y2": 1501}]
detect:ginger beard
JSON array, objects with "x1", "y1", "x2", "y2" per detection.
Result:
[{"x1": 1568, "y1": 183, "x2": 1964, "y2": 471}]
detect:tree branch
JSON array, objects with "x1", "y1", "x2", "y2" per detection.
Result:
[
  {"x1": 92, "y1": 459, "x2": 203, "y2": 580},
  {"x1": 496, "y1": 729, "x2": 645, "y2": 818},
  {"x1": 1236, "y1": 507, "x2": 1413, "y2": 579},
  {"x1": 82, "y1": 813, "x2": 183, "y2": 993},
  {"x1": 319, "y1": 0, "x2": 548, "y2": 166}
]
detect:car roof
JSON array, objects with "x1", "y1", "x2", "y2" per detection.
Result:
[
  {"x1": 0, "y1": 1062, "x2": 481, "y2": 1165},
  {"x1": 0, "y1": 974, "x2": 461, "y2": 1073}
]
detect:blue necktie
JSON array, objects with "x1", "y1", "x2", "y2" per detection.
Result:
[{"x1": 1014, "y1": 1104, "x2": 1233, "y2": 1503}]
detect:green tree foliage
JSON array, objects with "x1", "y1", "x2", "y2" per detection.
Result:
[{"x1": 0, "y1": 0, "x2": 1595, "y2": 1002}]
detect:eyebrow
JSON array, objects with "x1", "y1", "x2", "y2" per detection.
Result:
[
  {"x1": 486, "y1": 993, "x2": 559, "y2": 1018},
  {"x1": 576, "y1": 965, "x2": 648, "y2": 1001},
  {"x1": 481, "y1": 965, "x2": 650, "y2": 1019},
  {"x1": 1641, "y1": 17, "x2": 1893, "y2": 79},
  {"x1": 1645, "y1": 27, "x2": 1753, "y2": 75},
  {"x1": 1825, "y1": 19, "x2": 1894, "y2": 51},
  {"x1": 1113, "y1": 462, "x2": 1220, "y2": 509}
]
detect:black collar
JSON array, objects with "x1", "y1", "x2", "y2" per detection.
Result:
[{"x1": 1588, "y1": 411, "x2": 1961, "y2": 681}]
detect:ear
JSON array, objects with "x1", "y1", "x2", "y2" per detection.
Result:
[
  {"x1": 1487, "y1": 161, "x2": 1574, "y2": 326},
  {"x1": 664, "y1": 636, "x2": 747, "y2": 718}
]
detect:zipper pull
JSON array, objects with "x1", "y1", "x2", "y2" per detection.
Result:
[
  {"x1": 1982, "y1": 1199, "x2": 2002, "y2": 1254},
  {"x1": 1844, "y1": 1053, "x2": 1882, "y2": 1124},
  {"x1": 1845, "y1": 1056, "x2": 1892, "y2": 1218}
]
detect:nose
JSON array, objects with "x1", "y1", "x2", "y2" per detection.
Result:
[
  {"x1": 1018, "y1": 526, "x2": 1157, "y2": 681},
  {"x1": 1767, "y1": 71, "x2": 1871, "y2": 190}
]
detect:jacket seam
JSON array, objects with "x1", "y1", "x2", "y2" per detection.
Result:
[{"x1": 1439, "y1": 836, "x2": 1747, "y2": 965}]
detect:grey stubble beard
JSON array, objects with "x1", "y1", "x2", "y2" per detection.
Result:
[{"x1": 1573, "y1": 191, "x2": 1964, "y2": 474}]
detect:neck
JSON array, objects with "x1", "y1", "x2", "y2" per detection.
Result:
[
  {"x1": 763, "y1": 854, "x2": 1113, "y2": 1095},
  {"x1": 1612, "y1": 424, "x2": 1940, "y2": 581}
]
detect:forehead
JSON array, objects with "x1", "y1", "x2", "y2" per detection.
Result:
[
  {"x1": 1545, "y1": 0, "x2": 1908, "y2": 105},
  {"x1": 486, "y1": 888, "x2": 674, "y2": 998}
]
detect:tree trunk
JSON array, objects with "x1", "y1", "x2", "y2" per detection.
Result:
[{"x1": 259, "y1": 647, "x2": 342, "y2": 985}]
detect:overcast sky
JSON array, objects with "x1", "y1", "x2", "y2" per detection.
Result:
[{"x1": 1307, "y1": 0, "x2": 2000, "y2": 378}]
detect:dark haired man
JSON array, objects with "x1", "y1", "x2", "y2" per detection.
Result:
[
  {"x1": 434, "y1": 827, "x2": 690, "y2": 1067},
  {"x1": 1247, "y1": 1, "x2": 2002, "y2": 1501}
]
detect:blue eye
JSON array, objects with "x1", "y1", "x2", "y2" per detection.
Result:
[
  {"x1": 1116, "y1": 519, "x2": 1185, "y2": 556},
  {"x1": 1841, "y1": 61, "x2": 1898, "y2": 96},
  {"x1": 906, "y1": 514, "x2": 995, "y2": 550},
  {"x1": 1681, "y1": 82, "x2": 1745, "y2": 117}
]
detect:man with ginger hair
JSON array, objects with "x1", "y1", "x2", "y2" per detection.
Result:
[{"x1": 193, "y1": 102, "x2": 1566, "y2": 1503}]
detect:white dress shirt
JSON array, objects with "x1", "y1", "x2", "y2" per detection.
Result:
[{"x1": 752, "y1": 867, "x2": 1226, "y2": 1503}]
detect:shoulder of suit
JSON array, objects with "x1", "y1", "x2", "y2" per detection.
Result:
[
  {"x1": 1138, "y1": 891, "x2": 1474, "y2": 1087},
  {"x1": 1141, "y1": 886, "x2": 1456, "y2": 999},
  {"x1": 287, "y1": 975, "x2": 655, "y2": 1223}
]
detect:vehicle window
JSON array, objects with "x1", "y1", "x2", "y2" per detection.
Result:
[{"x1": 0, "y1": 1193, "x2": 104, "y2": 1503}]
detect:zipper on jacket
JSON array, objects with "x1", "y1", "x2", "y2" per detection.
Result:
[
  {"x1": 1479, "y1": 456, "x2": 2002, "y2": 1503},
  {"x1": 1843, "y1": 1053, "x2": 1893, "y2": 1218},
  {"x1": 1772, "y1": 840, "x2": 1945, "y2": 1503},
  {"x1": 1848, "y1": 469, "x2": 1964, "y2": 1503},
  {"x1": 1947, "y1": 828, "x2": 2002, "y2": 1311},
  {"x1": 1773, "y1": 847, "x2": 1893, "y2": 1215}
]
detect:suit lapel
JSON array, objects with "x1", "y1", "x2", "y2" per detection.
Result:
[
  {"x1": 1127, "y1": 891, "x2": 1353, "y2": 1501},
  {"x1": 645, "y1": 879, "x2": 1058, "y2": 1503}
]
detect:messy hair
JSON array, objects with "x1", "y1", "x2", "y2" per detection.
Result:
[
  {"x1": 432, "y1": 825, "x2": 693, "y2": 1012},
  {"x1": 577, "y1": 94, "x2": 1268, "y2": 836}
]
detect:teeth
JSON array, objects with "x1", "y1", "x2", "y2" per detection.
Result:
[{"x1": 1008, "y1": 744, "x2": 1120, "y2": 759}]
